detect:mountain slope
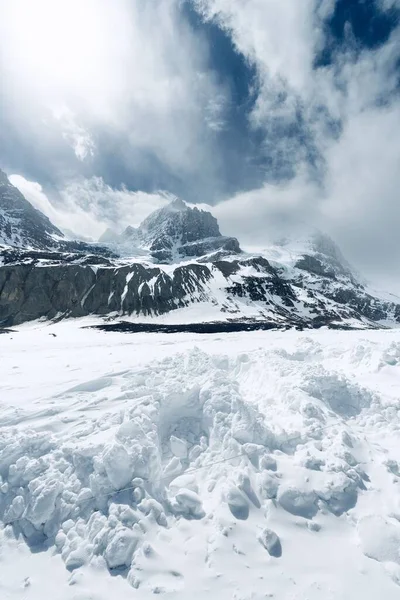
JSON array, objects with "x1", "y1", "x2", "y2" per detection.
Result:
[
  {"x1": 0, "y1": 169, "x2": 116, "y2": 258},
  {"x1": 100, "y1": 198, "x2": 241, "y2": 261},
  {"x1": 0, "y1": 168, "x2": 65, "y2": 250},
  {"x1": 1, "y1": 250, "x2": 399, "y2": 327}
]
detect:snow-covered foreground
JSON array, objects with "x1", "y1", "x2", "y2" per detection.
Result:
[{"x1": 2, "y1": 321, "x2": 400, "y2": 599}]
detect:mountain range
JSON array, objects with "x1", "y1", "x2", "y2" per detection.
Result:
[{"x1": 1, "y1": 168, "x2": 399, "y2": 329}]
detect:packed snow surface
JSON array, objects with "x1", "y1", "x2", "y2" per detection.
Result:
[{"x1": 2, "y1": 320, "x2": 400, "y2": 599}]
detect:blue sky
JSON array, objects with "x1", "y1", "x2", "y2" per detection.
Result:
[{"x1": 1, "y1": 0, "x2": 400, "y2": 288}]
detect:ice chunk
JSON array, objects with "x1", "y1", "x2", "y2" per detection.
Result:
[
  {"x1": 164, "y1": 456, "x2": 183, "y2": 477},
  {"x1": 278, "y1": 487, "x2": 318, "y2": 519},
  {"x1": 303, "y1": 370, "x2": 373, "y2": 416},
  {"x1": 316, "y1": 473, "x2": 358, "y2": 516},
  {"x1": 105, "y1": 527, "x2": 140, "y2": 570},
  {"x1": 4, "y1": 495, "x2": 25, "y2": 523},
  {"x1": 65, "y1": 546, "x2": 90, "y2": 571},
  {"x1": 238, "y1": 473, "x2": 260, "y2": 508},
  {"x1": 175, "y1": 488, "x2": 205, "y2": 519},
  {"x1": 260, "y1": 454, "x2": 277, "y2": 472},
  {"x1": 25, "y1": 478, "x2": 61, "y2": 527},
  {"x1": 257, "y1": 528, "x2": 282, "y2": 557},
  {"x1": 258, "y1": 472, "x2": 279, "y2": 500},
  {"x1": 226, "y1": 487, "x2": 250, "y2": 520},
  {"x1": 102, "y1": 443, "x2": 134, "y2": 490},
  {"x1": 170, "y1": 436, "x2": 188, "y2": 459}
]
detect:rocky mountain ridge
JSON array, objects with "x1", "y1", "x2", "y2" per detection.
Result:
[
  {"x1": 99, "y1": 197, "x2": 241, "y2": 261},
  {"x1": 1, "y1": 168, "x2": 399, "y2": 328}
]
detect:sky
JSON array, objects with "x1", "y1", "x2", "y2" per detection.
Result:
[{"x1": 1, "y1": 0, "x2": 400, "y2": 291}]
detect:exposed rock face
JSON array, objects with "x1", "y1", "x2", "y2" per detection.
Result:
[
  {"x1": 1, "y1": 251, "x2": 399, "y2": 327},
  {"x1": 0, "y1": 260, "x2": 212, "y2": 325},
  {"x1": 101, "y1": 198, "x2": 241, "y2": 261}
]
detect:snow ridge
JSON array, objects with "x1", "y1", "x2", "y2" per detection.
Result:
[{"x1": 1, "y1": 325, "x2": 400, "y2": 597}]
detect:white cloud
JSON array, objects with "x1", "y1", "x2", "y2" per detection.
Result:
[
  {"x1": 0, "y1": 0, "x2": 229, "y2": 178},
  {"x1": 209, "y1": 174, "x2": 317, "y2": 244},
  {"x1": 53, "y1": 107, "x2": 95, "y2": 161},
  {"x1": 60, "y1": 178, "x2": 172, "y2": 237},
  {"x1": 10, "y1": 175, "x2": 169, "y2": 240},
  {"x1": 321, "y1": 102, "x2": 400, "y2": 281},
  {"x1": 9, "y1": 175, "x2": 71, "y2": 230},
  {"x1": 195, "y1": 0, "x2": 316, "y2": 92}
]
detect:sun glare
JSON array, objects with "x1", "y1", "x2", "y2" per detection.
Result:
[{"x1": 2, "y1": 0, "x2": 111, "y2": 95}]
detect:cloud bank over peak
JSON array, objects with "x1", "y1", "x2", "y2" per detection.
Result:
[
  {"x1": 9, "y1": 175, "x2": 170, "y2": 240},
  {"x1": 1, "y1": 0, "x2": 400, "y2": 291}
]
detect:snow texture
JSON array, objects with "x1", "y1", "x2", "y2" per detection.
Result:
[{"x1": 1, "y1": 320, "x2": 400, "y2": 598}]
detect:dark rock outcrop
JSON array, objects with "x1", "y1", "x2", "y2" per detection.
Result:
[
  {"x1": 1, "y1": 251, "x2": 399, "y2": 328},
  {"x1": 0, "y1": 261, "x2": 213, "y2": 326},
  {"x1": 100, "y1": 198, "x2": 241, "y2": 261}
]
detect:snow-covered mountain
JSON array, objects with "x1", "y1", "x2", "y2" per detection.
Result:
[
  {"x1": 0, "y1": 168, "x2": 65, "y2": 250},
  {"x1": 100, "y1": 197, "x2": 241, "y2": 261},
  {"x1": 0, "y1": 169, "x2": 115, "y2": 257},
  {"x1": 1, "y1": 168, "x2": 400, "y2": 328}
]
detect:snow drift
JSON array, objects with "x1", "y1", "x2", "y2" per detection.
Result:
[{"x1": 1, "y1": 323, "x2": 400, "y2": 598}]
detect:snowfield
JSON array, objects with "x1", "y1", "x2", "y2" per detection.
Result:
[{"x1": 1, "y1": 321, "x2": 400, "y2": 599}]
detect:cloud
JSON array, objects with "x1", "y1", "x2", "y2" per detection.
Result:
[
  {"x1": 0, "y1": 0, "x2": 230, "y2": 193},
  {"x1": 10, "y1": 175, "x2": 169, "y2": 240},
  {"x1": 321, "y1": 101, "x2": 400, "y2": 282},
  {"x1": 191, "y1": 0, "x2": 400, "y2": 291},
  {"x1": 53, "y1": 108, "x2": 95, "y2": 161},
  {"x1": 210, "y1": 175, "x2": 317, "y2": 244},
  {"x1": 9, "y1": 175, "x2": 72, "y2": 232}
]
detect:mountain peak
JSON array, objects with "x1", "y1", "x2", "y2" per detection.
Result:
[
  {"x1": 0, "y1": 169, "x2": 9, "y2": 185},
  {"x1": 0, "y1": 169, "x2": 64, "y2": 250},
  {"x1": 96, "y1": 198, "x2": 241, "y2": 262},
  {"x1": 133, "y1": 199, "x2": 241, "y2": 261},
  {"x1": 167, "y1": 197, "x2": 187, "y2": 211}
]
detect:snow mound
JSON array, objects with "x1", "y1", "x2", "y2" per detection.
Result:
[{"x1": 1, "y1": 324, "x2": 400, "y2": 598}]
